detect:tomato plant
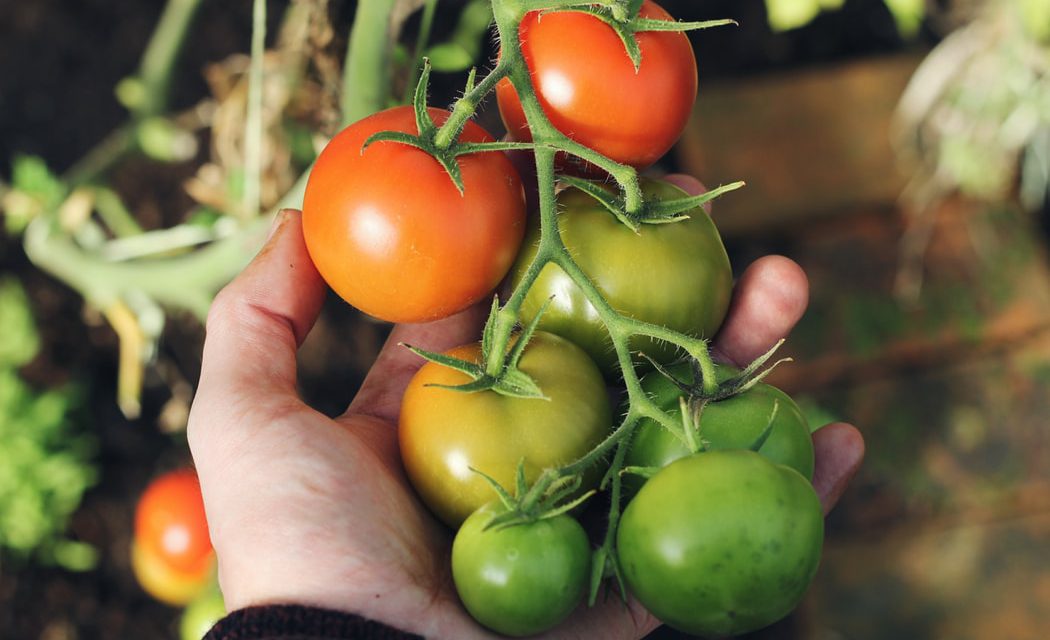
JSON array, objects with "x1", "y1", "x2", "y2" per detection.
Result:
[
  {"x1": 134, "y1": 469, "x2": 213, "y2": 578},
  {"x1": 452, "y1": 502, "x2": 590, "y2": 637},
  {"x1": 508, "y1": 178, "x2": 732, "y2": 375},
  {"x1": 302, "y1": 105, "x2": 526, "y2": 323},
  {"x1": 399, "y1": 331, "x2": 611, "y2": 528},
  {"x1": 625, "y1": 363, "x2": 814, "y2": 491},
  {"x1": 496, "y1": 0, "x2": 697, "y2": 173},
  {"x1": 617, "y1": 450, "x2": 824, "y2": 637}
]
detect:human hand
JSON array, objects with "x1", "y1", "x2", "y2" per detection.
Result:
[{"x1": 188, "y1": 180, "x2": 863, "y2": 639}]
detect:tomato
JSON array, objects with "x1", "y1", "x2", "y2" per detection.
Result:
[
  {"x1": 624, "y1": 363, "x2": 814, "y2": 494},
  {"x1": 617, "y1": 450, "x2": 823, "y2": 636},
  {"x1": 399, "y1": 331, "x2": 611, "y2": 528},
  {"x1": 496, "y1": 0, "x2": 697, "y2": 173},
  {"x1": 180, "y1": 586, "x2": 226, "y2": 640},
  {"x1": 302, "y1": 105, "x2": 526, "y2": 323},
  {"x1": 508, "y1": 179, "x2": 732, "y2": 376},
  {"x1": 135, "y1": 469, "x2": 214, "y2": 578},
  {"x1": 452, "y1": 502, "x2": 590, "y2": 636},
  {"x1": 131, "y1": 539, "x2": 215, "y2": 606}
]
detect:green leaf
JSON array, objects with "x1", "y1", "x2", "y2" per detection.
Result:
[{"x1": 0, "y1": 278, "x2": 41, "y2": 368}]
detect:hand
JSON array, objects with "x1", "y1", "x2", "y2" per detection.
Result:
[{"x1": 188, "y1": 186, "x2": 863, "y2": 639}]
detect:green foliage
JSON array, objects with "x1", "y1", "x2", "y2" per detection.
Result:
[
  {"x1": 765, "y1": 0, "x2": 923, "y2": 35},
  {"x1": 765, "y1": 0, "x2": 844, "y2": 32},
  {"x1": 2, "y1": 155, "x2": 66, "y2": 234},
  {"x1": 0, "y1": 279, "x2": 98, "y2": 572}
]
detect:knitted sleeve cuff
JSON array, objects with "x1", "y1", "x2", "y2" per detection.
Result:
[{"x1": 203, "y1": 604, "x2": 424, "y2": 640}]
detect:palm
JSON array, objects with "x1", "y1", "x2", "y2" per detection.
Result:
[{"x1": 189, "y1": 205, "x2": 863, "y2": 639}]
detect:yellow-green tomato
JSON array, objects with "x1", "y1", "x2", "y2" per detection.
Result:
[
  {"x1": 625, "y1": 363, "x2": 814, "y2": 496},
  {"x1": 452, "y1": 502, "x2": 591, "y2": 636},
  {"x1": 399, "y1": 332, "x2": 611, "y2": 528},
  {"x1": 180, "y1": 586, "x2": 225, "y2": 640},
  {"x1": 509, "y1": 179, "x2": 732, "y2": 375},
  {"x1": 617, "y1": 450, "x2": 823, "y2": 637}
]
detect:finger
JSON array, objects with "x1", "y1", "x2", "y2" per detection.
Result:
[
  {"x1": 811, "y1": 422, "x2": 865, "y2": 515},
  {"x1": 712, "y1": 255, "x2": 809, "y2": 367},
  {"x1": 346, "y1": 301, "x2": 489, "y2": 424},
  {"x1": 191, "y1": 210, "x2": 326, "y2": 424}
]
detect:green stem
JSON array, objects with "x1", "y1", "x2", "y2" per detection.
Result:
[
  {"x1": 343, "y1": 0, "x2": 401, "y2": 124},
  {"x1": 433, "y1": 59, "x2": 513, "y2": 149},
  {"x1": 403, "y1": 0, "x2": 440, "y2": 104},
  {"x1": 243, "y1": 0, "x2": 267, "y2": 219},
  {"x1": 136, "y1": 0, "x2": 205, "y2": 117}
]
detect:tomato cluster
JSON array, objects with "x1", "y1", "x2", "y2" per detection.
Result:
[
  {"x1": 301, "y1": 0, "x2": 823, "y2": 637},
  {"x1": 132, "y1": 469, "x2": 225, "y2": 639}
]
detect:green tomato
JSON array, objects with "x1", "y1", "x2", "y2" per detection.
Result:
[
  {"x1": 625, "y1": 363, "x2": 813, "y2": 494},
  {"x1": 509, "y1": 178, "x2": 732, "y2": 376},
  {"x1": 399, "y1": 332, "x2": 612, "y2": 528},
  {"x1": 452, "y1": 502, "x2": 591, "y2": 637},
  {"x1": 617, "y1": 450, "x2": 823, "y2": 637},
  {"x1": 179, "y1": 585, "x2": 225, "y2": 640}
]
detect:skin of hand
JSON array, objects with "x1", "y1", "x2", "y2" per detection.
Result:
[{"x1": 187, "y1": 175, "x2": 865, "y2": 639}]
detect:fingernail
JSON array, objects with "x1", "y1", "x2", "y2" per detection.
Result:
[{"x1": 266, "y1": 209, "x2": 291, "y2": 243}]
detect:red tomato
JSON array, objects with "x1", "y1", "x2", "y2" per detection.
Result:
[
  {"x1": 302, "y1": 106, "x2": 526, "y2": 323},
  {"x1": 496, "y1": 0, "x2": 697, "y2": 172},
  {"x1": 134, "y1": 469, "x2": 213, "y2": 579}
]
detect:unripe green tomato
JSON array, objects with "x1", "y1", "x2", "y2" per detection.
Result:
[
  {"x1": 508, "y1": 179, "x2": 732, "y2": 376},
  {"x1": 618, "y1": 450, "x2": 823, "y2": 637},
  {"x1": 180, "y1": 586, "x2": 225, "y2": 640},
  {"x1": 624, "y1": 363, "x2": 814, "y2": 496},
  {"x1": 452, "y1": 502, "x2": 591, "y2": 637}
]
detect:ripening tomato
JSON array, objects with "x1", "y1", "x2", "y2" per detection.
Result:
[
  {"x1": 618, "y1": 450, "x2": 824, "y2": 636},
  {"x1": 302, "y1": 105, "x2": 526, "y2": 323},
  {"x1": 399, "y1": 332, "x2": 611, "y2": 528},
  {"x1": 135, "y1": 469, "x2": 213, "y2": 578},
  {"x1": 496, "y1": 0, "x2": 697, "y2": 173},
  {"x1": 452, "y1": 502, "x2": 591, "y2": 636},
  {"x1": 131, "y1": 539, "x2": 215, "y2": 606},
  {"x1": 508, "y1": 179, "x2": 732, "y2": 376}
]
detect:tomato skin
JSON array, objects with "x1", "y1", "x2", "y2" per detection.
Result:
[
  {"x1": 399, "y1": 332, "x2": 611, "y2": 528},
  {"x1": 496, "y1": 0, "x2": 697, "y2": 172},
  {"x1": 302, "y1": 105, "x2": 526, "y2": 323},
  {"x1": 131, "y1": 539, "x2": 215, "y2": 606},
  {"x1": 452, "y1": 502, "x2": 590, "y2": 636},
  {"x1": 625, "y1": 363, "x2": 814, "y2": 493},
  {"x1": 618, "y1": 450, "x2": 823, "y2": 636},
  {"x1": 135, "y1": 469, "x2": 214, "y2": 578},
  {"x1": 509, "y1": 179, "x2": 732, "y2": 376}
]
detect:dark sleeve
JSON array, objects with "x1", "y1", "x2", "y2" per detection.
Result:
[{"x1": 204, "y1": 604, "x2": 424, "y2": 640}]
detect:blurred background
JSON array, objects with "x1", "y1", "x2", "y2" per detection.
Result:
[{"x1": 1, "y1": 0, "x2": 1048, "y2": 638}]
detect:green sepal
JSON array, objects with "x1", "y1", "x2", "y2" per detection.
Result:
[
  {"x1": 641, "y1": 181, "x2": 746, "y2": 221},
  {"x1": 472, "y1": 465, "x2": 518, "y2": 513},
  {"x1": 632, "y1": 17, "x2": 737, "y2": 33},
  {"x1": 506, "y1": 296, "x2": 551, "y2": 372},
  {"x1": 360, "y1": 130, "x2": 429, "y2": 154},
  {"x1": 492, "y1": 368, "x2": 548, "y2": 399},
  {"x1": 412, "y1": 59, "x2": 437, "y2": 138},
  {"x1": 435, "y1": 152, "x2": 466, "y2": 195},
  {"x1": 559, "y1": 176, "x2": 640, "y2": 231},
  {"x1": 619, "y1": 464, "x2": 661, "y2": 479},
  {"x1": 747, "y1": 400, "x2": 780, "y2": 452},
  {"x1": 402, "y1": 342, "x2": 482, "y2": 377},
  {"x1": 480, "y1": 295, "x2": 500, "y2": 358}
]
